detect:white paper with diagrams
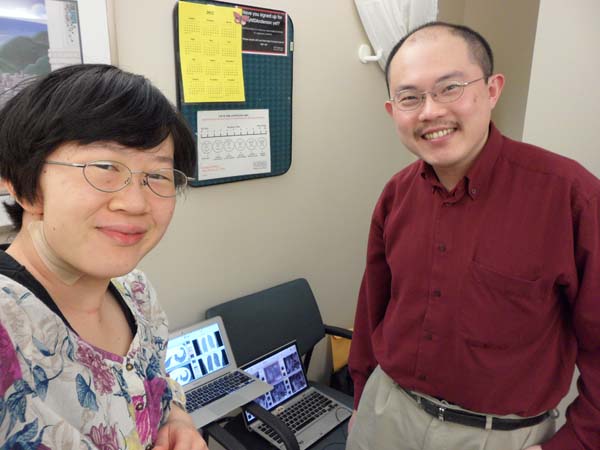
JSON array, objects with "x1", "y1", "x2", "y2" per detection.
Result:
[{"x1": 196, "y1": 109, "x2": 271, "y2": 180}]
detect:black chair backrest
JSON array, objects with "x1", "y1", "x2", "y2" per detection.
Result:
[{"x1": 205, "y1": 278, "x2": 326, "y2": 367}]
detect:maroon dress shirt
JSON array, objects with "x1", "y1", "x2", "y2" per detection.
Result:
[{"x1": 349, "y1": 124, "x2": 600, "y2": 450}]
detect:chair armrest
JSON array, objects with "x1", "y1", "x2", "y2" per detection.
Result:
[
  {"x1": 243, "y1": 403, "x2": 300, "y2": 450},
  {"x1": 324, "y1": 324, "x2": 353, "y2": 340},
  {"x1": 202, "y1": 421, "x2": 247, "y2": 450}
]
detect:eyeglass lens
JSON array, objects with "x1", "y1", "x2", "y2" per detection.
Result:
[
  {"x1": 83, "y1": 161, "x2": 186, "y2": 197},
  {"x1": 394, "y1": 80, "x2": 466, "y2": 111}
]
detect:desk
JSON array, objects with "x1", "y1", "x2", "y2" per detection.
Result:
[{"x1": 221, "y1": 383, "x2": 353, "y2": 450}]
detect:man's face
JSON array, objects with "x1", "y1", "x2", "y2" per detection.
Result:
[{"x1": 385, "y1": 29, "x2": 504, "y2": 187}]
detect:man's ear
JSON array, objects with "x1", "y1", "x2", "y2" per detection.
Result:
[
  {"x1": 2, "y1": 181, "x2": 43, "y2": 216},
  {"x1": 487, "y1": 73, "x2": 505, "y2": 110},
  {"x1": 385, "y1": 100, "x2": 394, "y2": 117}
]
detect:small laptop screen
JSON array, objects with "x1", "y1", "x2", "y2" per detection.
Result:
[
  {"x1": 165, "y1": 321, "x2": 231, "y2": 386},
  {"x1": 242, "y1": 342, "x2": 308, "y2": 423}
]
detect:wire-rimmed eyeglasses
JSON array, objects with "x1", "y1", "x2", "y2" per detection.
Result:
[
  {"x1": 389, "y1": 77, "x2": 486, "y2": 111},
  {"x1": 45, "y1": 160, "x2": 194, "y2": 198}
]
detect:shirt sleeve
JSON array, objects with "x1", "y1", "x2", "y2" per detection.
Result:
[
  {"x1": 0, "y1": 319, "x2": 22, "y2": 407},
  {"x1": 0, "y1": 319, "x2": 87, "y2": 449},
  {"x1": 543, "y1": 194, "x2": 600, "y2": 450},
  {"x1": 348, "y1": 188, "x2": 393, "y2": 409}
]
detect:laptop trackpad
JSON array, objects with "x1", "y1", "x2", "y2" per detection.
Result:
[{"x1": 296, "y1": 406, "x2": 351, "y2": 447}]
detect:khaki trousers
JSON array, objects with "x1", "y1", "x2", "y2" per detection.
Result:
[{"x1": 346, "y1": 366, "x2": 555, "y2": 450}]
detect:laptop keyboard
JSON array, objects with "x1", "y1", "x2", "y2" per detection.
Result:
[
  {"x1": 185, "y1": 371, "x2": 253, "y2": 412},
  {"x1": 258, "y1": 390, "x2": 337, "y2": 443}
]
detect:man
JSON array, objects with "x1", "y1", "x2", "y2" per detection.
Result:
[{"x1": 347, "y1": 22, "x2": 599, "y2": 450}]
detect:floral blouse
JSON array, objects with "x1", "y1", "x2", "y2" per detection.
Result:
[{"x1": 0, "y1": 269, "x2": 186, "y2": 450}]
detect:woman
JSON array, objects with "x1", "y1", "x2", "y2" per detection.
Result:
[{"x1": 0, "y1": 65, "x2": 207, "y2": 450}]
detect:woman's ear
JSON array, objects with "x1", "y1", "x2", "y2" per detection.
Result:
[{"x1": 2, "y1": 180, "x2": 43, "y2": 216}]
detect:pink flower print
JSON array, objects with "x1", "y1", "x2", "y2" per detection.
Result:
[
  {"x1": 76, "y1": 342, "x2": 114, "y2": 394},
  {"x1": 130, "y1": 280, "x2": 147, "y2": 313},
  {"x1": 132, "y1": 394, "x2": 151, "y2": 443},
  {"x1": 131, "y1": 280, "x2": 145, "y2": 296},
  {"x1": 0, "y1": 324, "x2": 22, "y2": 396},
  {"x1": 147, "y1": 377, "x2": 167, "y2": 436},
  {"x1": 86, "y1": 423, "x2": 120, "y2": 450},
  {"x1": 134, "y1": 377, "x2": 167, "y2": 443}
]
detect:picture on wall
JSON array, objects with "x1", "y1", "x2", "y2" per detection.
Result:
[
  {"x1": 0, "y1": 0, "x2": 82, "y2": 109},
  {"x1": 0, "y1": 0, "x2": 83, "y2": 205}
]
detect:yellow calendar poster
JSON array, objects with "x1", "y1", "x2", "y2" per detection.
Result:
[{"x1": 178, "y1": 1, "x2": 245, "y2": 103}]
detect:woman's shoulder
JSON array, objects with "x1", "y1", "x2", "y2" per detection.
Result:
[
  {"x1": 0, "y1": 273, "x2": 48, "y2": 335},
  {"x1": 112, "y1": 269, "x2": 155, "y2": 309},
  {"x1": 112, "y1": 269, "x2": 167, "y2": 328},
  {"x1": 112, "y1": 268, "x2": 151, "y2": 291},
  {"x1": 0, "y1": 272, "x2": 37, "y2": 302}
]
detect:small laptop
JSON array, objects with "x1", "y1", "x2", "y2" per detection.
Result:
[
  {"x1": 166, "y1": 316, "x2": 272, "y2": 428},
  {"x1": 241, "y1": 341, "x2": 352, "y2": 449}
]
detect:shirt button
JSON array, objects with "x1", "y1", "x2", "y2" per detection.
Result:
[
  {"x1": 136, "y1": 402, "x2": 145, "y2": 411},
  {"x1": 126, "y1": 363, "x2": 134, "y2": 371},
  {"x1": 432, "y1": 289, "x2": 442, "y2": 297},
  {"x1": 438, "y1": 244, "x2": 446, "y2": 252},
  {"x1": 424, "y1": 333, "x2": 433, "y2": 341},
  {"x1": 418, "y1": 374, "x2": 427, "y2": 381},
  {"x1": 470, "y1": 188, "x2": 478, "y2": 195}
]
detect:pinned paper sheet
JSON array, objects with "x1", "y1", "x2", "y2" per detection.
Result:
[
  {"x1": 178, "y1": 1, "x2": 245, "y2": 103},
  {"x1": 197, "y1": 109, "x2": 271, "y2": 180}
]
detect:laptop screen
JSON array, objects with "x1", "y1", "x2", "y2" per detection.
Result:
[
  {"x1": 241, "y1": 341, "x2": 308, "y2": 423},
  {"x1": 165, "y1": 321, "x2": 231, "y2": 386}
]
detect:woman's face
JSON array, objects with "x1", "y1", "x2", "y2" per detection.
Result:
[{"x1": 34, "y1": 137, "x2": 177, "y2": 281}]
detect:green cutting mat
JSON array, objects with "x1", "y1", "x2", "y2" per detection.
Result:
[{"x1": 173, "y1": 0, "x2": 294, "y2": 187}]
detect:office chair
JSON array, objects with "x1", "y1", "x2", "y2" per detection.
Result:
[
  {"x1": 205, "y1": 278, "x2": 352, "y2": 372},
  {"x1": 205, "y1": 278, "x2": 353, "y2": 449}
]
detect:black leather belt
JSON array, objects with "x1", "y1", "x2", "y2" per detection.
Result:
[{"x1": 404, "y1": 390, "x2": 550, "y2": 431}]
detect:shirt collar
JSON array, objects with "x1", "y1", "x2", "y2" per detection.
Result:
[{"x1": 420, "y1": 122, "x2": 503, "y2": 200}]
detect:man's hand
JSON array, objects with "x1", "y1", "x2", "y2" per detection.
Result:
[
  {"x1": 154, "y1": 405, "x2": 208, "y2": 450},
  {"x1": 524, "y1": 446, "x2": 542, "y2": 450}
]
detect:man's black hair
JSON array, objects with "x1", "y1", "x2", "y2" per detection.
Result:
[
  {"x1": 0, "y1": 64, "x2": 196, "y2": 230},
  {"x1": 385, "y1": 21, "x2": 494, "y2": 93}
]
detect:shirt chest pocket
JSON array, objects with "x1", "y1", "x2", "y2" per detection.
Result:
[{"x1": 459, "y1": 260, "x2": 551, "y2": 349}]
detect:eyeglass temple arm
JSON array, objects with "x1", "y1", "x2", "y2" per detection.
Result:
[{"x1": 46, "y1": 161, "x2": 86, "y2": 168}]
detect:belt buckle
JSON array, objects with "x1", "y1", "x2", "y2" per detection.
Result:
[{"x1": 438, "y1": 406, "x2": 445, "y2": 422}]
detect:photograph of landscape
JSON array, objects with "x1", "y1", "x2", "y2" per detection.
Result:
[{"x1": 0, "y1": 0, "x2": 81, "y2": 107}]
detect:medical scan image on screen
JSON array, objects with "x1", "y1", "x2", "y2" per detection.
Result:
[
  {"x1": 165, "y1": 322, "x2": 230, "y2": 386},
  {"x1": 244, "y1": 343, "x2": 308, "y2": 418}
]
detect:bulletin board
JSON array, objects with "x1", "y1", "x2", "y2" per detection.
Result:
[{"x1": 173, "y1": 0, "x2": 294, "y2": 187}]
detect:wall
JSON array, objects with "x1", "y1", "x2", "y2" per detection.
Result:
[
  {"x1": 464, "y1": 0, "x2": 539, "y2": 141},
  {"x1": 111, "y1": 0, "x2": 408, "y2": 380},
  {"x1": 522, "y1": 0, "x2": 600, "y2": 428},
  {"x1": 439, "y1": 0, "x2": 540, "y2": 141},
  {"x1": 523, "y1": 0, "x2": 600, "y2": 176}
]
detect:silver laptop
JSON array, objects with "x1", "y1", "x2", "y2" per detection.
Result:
[
  {"x1": 241, "y1": 341, "x2": 352, "y2": 449},
  {"x1": 166, "y1": 316, "x2": 272, "y2": 428}
]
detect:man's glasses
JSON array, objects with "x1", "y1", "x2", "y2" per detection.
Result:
[
  {"x1": 389, "y1": 77, "x2": 486, "y2": 111},
  {"x1": 45, "y1": 160, "x2": 193, "y2": 198}
]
